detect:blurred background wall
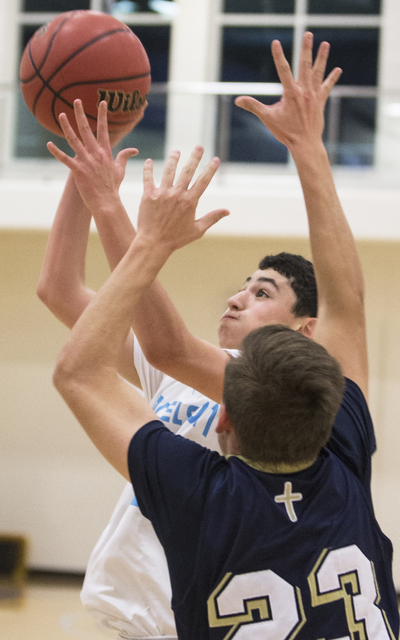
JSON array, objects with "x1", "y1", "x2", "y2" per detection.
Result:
[{"x1": 2, "y1": 0, "x2": 400, "y2": 590}]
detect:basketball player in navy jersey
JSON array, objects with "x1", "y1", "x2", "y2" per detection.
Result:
[{"x1": 50, "y1": 33, "x2": 399, "y2": 639}]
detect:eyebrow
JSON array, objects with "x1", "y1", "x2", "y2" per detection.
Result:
[{"x1": 244, "y1": 276, "x2": 280, "y2": 291}]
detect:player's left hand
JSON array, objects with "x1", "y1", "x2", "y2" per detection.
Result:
[
  {"x1": 235, "y1": 31, "x2": 342, "y2": 153},
  {"x1": 47, "y1": 99, "x2": 139, "y2": 213},
  {"x1": 136, "y1": 146, "x2": 230, "y2": 252}
]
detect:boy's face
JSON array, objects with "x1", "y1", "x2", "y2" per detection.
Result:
[{"x1": 218, "y1": 269, "x2": 308, "y2": 350}]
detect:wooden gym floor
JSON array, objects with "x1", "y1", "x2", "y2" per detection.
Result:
[
  {"x1": 0, "y1": 573, "x2": 117, "y2": 640},
  {"x1": 1, "y1": 572, "x2": 400, "y2": 640}
]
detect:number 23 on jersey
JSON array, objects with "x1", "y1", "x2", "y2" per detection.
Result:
[{"x1": 207, "y1": 545, "x2": 396, "y2": 639}]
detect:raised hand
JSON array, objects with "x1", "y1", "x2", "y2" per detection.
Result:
[
  {"x1": 47, "y1": 99, "x2": 139, "y2": 213},
  {"x1": 235, "y1": 31, "x2": 342, "y2": 152},
  {"x1": 136, "y1": 146, "x2": 230, "y2": 251}
]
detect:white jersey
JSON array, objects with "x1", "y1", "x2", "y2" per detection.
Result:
[{"x1": 80, "y1": 339, "x2": 236, "y2": 639}]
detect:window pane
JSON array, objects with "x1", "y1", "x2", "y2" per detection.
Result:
[
  {"x1": 223, "y1": 0, "x2": 294, "y2": 14},
  {"x1": 311, "y1": 28, "x2": 379, "y2": 86},
  {"x1": 114, "y1": 93, "x2": 166, "y2": 160},
  {"x1": 222, "y1": 28, "x2": 293, "y2": 82},
  {"x1": 126, "y1": 27, "x2": 169, "y2": 157},
  {"x1": 23, "y1": 0, "x2": 90, "y2": 11},
  {"x1": 129, "y1": 26, "x2": 170, "y2": 82},
  {"x1": 111, "y1": 0, "x2": 176, "y2": 13},
  {"x1": 224, "y1": 95, "x2": 288, "y2": 163},
  {"x1": 14, "y1": 89, "x2": 166, "y2": 159},
  {"x1": 14, "y1": 98, "x2": 74, "y2": 158},
  {"x1": 325, "y1": 98, "x2": 376, "y2": 166},
  {"x1": 308, "y1": 0, "x2": 380, "y2": 15},
  {"x1": 21, "y1": 24, "x2": 38, "y2": 50}
]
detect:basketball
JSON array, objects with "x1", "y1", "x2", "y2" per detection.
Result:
[{"x1": 19, "y1": 10, "x2": 151, "y2": 138}]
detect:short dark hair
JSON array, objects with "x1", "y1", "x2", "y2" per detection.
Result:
[
  {"x1": 223, "y1": 324, "x2": 345, "y2": 466},
  {"x1": 259, "y1": 252, "x2": 317, "y2": 318}
]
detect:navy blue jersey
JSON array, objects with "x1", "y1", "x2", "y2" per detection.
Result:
[{"x1": 128, "y1": 379, "x2": 399, "y2": 640}]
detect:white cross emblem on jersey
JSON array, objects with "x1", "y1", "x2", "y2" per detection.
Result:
[{"x1": 274, "y1": 481, "x2": 303, "y2": 522}]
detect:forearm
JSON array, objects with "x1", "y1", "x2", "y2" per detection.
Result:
[
  {"x1": 53, "y1": 238, "x2": 161, "y2": 481},
  {"x1": 291, "y1": 139, "x2": 368, "y2": 396},
  {"x1": 37, "y1": 172, "x2": 95, "y2": 328},
  {"x1": 55, "y1": 234, "x2": 171, "y2": 380},
  {"x1": 93, "y1": 197, "x2": 200, "y2": 371},
  {"x1": 290, "y1": 140, "x2": 364, "y2": 313},
  {"x1": 92, "y1": 198, "x2": 136, "y2": 271}
]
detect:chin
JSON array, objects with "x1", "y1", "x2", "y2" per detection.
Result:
[
  {"x1": 218, "y1": 324, "x2": 243, "y2": 350},
  {"x1": 218, "y1": 334, "x2": 239, "y2": 350}
]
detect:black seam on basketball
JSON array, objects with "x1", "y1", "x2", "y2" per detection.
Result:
[
  {"x1": 20, "y1": 15, "x2": 72, "y2": 84},
  {"x1": 43, "y1": 28, "x2": 134, "y2": 87},
  {"x1": 41, "y1": 68, "x2": 150, "y2": 131},
  {"x1": 51, "y1": 94, "x2": 96, "y2": 132},
  {"x1": 23, "y1": 16, "x2": 75, "y2": 115},
  {"x1": 49, "y1": 92, "x2": 96, "y2": 132},
  {"x1": 30, "y1": 65, "x2": 149, "y2": 121},
  {"x1": 26, "y1": 26, "x2": 138, "y2": 119},
  {"x1": 60, "y1": 72, "x2": 151, "y2": 89}
]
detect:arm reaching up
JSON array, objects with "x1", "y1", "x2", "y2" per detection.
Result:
[
  {"x1": 53, "y1": 149, "x2": 229, "y2": 479},
  {"x1": 37, "y1": 104, "x2": 144, "y2": 386},
  {"x1": 235, "y1": 32, "x2": 368, "y2": 398},
  {"x1": 37, "y1": 172, "x2": 94, "y2": 329},
  {"x1": 46, "y1": 99, "x2": 232, "y2": 402}
]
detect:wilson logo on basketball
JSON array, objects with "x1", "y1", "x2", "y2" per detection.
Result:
[{"x1": 97, "y1": 89, "x2": 147, "y2": 113}]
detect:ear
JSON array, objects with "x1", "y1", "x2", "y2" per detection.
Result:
[
  {"x1": 215, "y1": 404, "x2": 233, "y2": 434},
  {"x1": 298, "y1": 316, "x2": 317, "y2": 339}
]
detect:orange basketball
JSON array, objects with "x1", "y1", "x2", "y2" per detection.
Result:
[{"x1": 19, "y1": 10, "x2": 151, "y2": 137}]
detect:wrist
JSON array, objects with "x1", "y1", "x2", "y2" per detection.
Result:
[
  {"x1": 134, "y1": 231, "x2": 174, "y2": 262},
  {"x1": 289, "y1": 138, "x2": 328, "y2": 168},
  {"x1": 92, "y1": 196, "x2": 125, "y2": 218}
]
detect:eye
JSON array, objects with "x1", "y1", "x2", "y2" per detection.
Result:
[{"x1": 256, "y1": 289, "x2": 269, "y2": 298}]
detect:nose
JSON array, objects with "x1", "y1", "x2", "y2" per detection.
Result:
[{"x1": 227, "y1": 290, "x2": 246, "y2": 311}]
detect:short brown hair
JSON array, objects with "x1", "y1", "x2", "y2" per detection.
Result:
[
  {"x1": 223, "y1": 325, "x2": 345, "y2": 466},
  {"x1": 259, "y1": 252, "x2": 317, "y2": 319}
]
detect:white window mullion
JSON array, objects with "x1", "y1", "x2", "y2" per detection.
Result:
[
  {"x1": 165, "y1": 0, "x2": 222, "y2": 160},
  {"x1": 292, "y1": 0, "x2": 307, "y2": 80},
  {"x1": 90, "y1": 0, "x2": 104, "y2": 12},
  {"x1": 0, "y1": 0, "x2": 20, "y2": 167},
  {"x1": 376, "y1": 0, "x2": 400, "y2": 177}
]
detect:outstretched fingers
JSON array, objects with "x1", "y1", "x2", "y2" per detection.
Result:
[
  {"x1": 271, "y1": 39, "x2": 295, "y2": 91},
  {"x1": 175, "y1": 145, "x2": 204, "y2": 190},
  {"x1": 142, "y1": 157, "x2": 155, "y2": 195},
  {"x1": 297, "y1": 31, "x2": 314, "y2": 87},
  {"x1": 235, "y1": 95, "x2": 268, "y2": 119},
  {"x1": 96, "y1": 99, "x2": 112, "y2": 149},
  {"x1": 195, "y1": 208, "x2": 230, "y2": 237},
  {"x1": 57, "y1": 110, "x2": 85, "y2": 156},
  {"x1": 115, "y1": 146, "x2": 139, "y2": 170},
  {"x1": 311, "y1": 40, "x2": 330, "y2": 89},
  {"x1": 190, "y1": 156, "x2": 221, "y2": 198},
  {"x1": 46, "y1": 139, "x2": 75, "y2": 169},
  {"x1": 159, "y1": 149, "x2": 181, "y2": 188},
  {"x1": 322, "y1": 65, "x2": 343, "y2": 98},
  {"x1": 72, "y1": 99, "x2": 98, "y2": 152}
]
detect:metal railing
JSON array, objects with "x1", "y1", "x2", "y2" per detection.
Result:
[{"x1": 152, "y1": 81, "x2": 378, "y2": 165}]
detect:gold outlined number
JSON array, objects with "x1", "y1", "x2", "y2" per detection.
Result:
[
  {"x1": 308, "y1": 545, "x2": 395, "y2": 640},
  {"x1": 208, "y1": 546, "x2": 395, "y2": 639},
  {"x1": 207, "y1": 570, "x2": 306, "y2": 639}
]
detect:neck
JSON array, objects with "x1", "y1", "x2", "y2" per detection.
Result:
[{"x1": 228, "y1": 455, "x2": 316, "y2": 474}]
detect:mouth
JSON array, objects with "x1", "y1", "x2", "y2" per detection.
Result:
[{"x1": 221, "y1": 314, "x2": 238, "y2": 322}]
